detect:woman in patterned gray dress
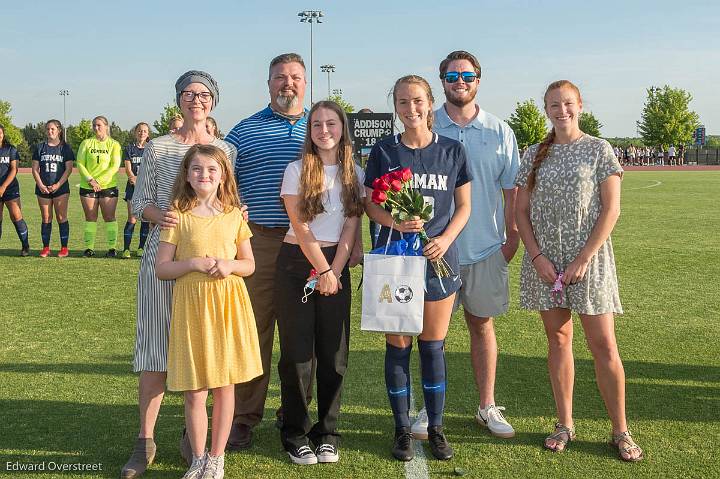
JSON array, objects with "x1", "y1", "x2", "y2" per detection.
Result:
[
  {"x1": 515, "y1": 80, "x2": 643, "y2": 462},
  {"x1": 121, "y1": 71, "x2": 238, "y2": 479}
]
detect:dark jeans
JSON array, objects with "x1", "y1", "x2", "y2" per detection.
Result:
[{"x1": 275, "y1": 243, "x2": 351, "y2": 449}]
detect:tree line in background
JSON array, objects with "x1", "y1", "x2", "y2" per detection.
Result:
[
  {"x1": 0, "y1": 100, "x2": 183, "y2": 166},
  {"x1": 507, "y1": 85, "x2": 705, "y2": 150},
  {"x1": 0, "y1": 86, "x2": 711, "y2": 166}
]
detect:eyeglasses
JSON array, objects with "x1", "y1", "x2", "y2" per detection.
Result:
[
  {"x1": 442, "y1": 71, "x2": 478, "y2": 83},
  {"x1": 180, "y1": 91, "x2": 213, "y2": 103}
]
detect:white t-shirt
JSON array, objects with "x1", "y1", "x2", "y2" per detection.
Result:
[{"x1": 280, "y1": 159, "x2": 365, "y2": 243}]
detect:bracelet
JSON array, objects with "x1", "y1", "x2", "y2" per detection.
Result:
[
  {"x1": 318, "y1": 268, "x2": 333, "y2": 276},
  {"x1": 531, "y1": 252, "x2": 543, "y2": 263}
]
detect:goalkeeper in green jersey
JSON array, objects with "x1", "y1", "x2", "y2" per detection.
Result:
[{"x1": 76, "y1": 115, "x2": 122, "y2": 257}]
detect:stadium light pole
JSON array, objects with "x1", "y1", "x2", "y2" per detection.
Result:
[
  {"x1": 298, "y1": 10, "x2": 323, "y2": 105},
  {"x1": 320, "y1": 64, "x2": 335, "y2": 99},
  {"x1": 59, "y1": 89, "x2": 70, "y2": 126}
]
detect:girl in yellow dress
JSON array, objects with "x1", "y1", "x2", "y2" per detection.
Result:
[{"x1": 155, "y1": 144, "x2": 262, "y2": 479}]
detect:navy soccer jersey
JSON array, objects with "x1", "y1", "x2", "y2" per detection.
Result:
[
  {"x1": 124, "y1": 144, "x2": 144, "y2": 176},
  {"x1": 0, "y1": 144, "x2": 20, "y2": 186},
  {"x1": 32, "y1": 142, "x2": 75, "y2": 186},
  {"x1": 364, "y1": 133, "x2": 472, "y2": 246}
]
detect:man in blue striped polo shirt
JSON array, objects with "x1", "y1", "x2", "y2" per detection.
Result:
[{"x1": 224, "y1": 53, "x2": 309, "y2": 450}]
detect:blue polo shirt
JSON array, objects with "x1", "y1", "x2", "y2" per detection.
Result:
[
  {"x1": 123, "y1": 143, "x2": 144, "y2": 176},
  {"x1": 226, "y1": 106, "x2": 308, "y2": 227},
  {"x1": 33, "y1": 142, "x2": 75, "y2": 186},
  {"x1": 364, "y1": 133, "x2": 471, "y2": 247},
  {"x1": 434, "y1": 105, "x2": 519, "y2": 264}
]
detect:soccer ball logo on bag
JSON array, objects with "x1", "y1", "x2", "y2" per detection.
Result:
[{"x1": 394, "y1": 285, "x2": 413, "y2": 303}]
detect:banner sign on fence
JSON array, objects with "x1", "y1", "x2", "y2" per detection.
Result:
[{"x1": 347, "y1": 113, "x2": 393, "y2": 162}]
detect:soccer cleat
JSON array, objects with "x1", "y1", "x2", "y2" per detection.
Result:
[
  {"x1": 136, "y1": 248, "x2": 144, "y2": 257},
  {"x1": 411, "y1": 407, "x2": 429, "y2": 440},
  {"x1": 476, "y1": 404, "x2": 515, "y2": 438},
  {"x1": 83, "y1": 249, "x2": 95, "y2": 258},
  {"x1": 286, "y1": 445, "x2": 318, "y2": 465},
  {"x1": 39, "y1": 246, "x2": 51, "y2": 257},
  {"x1": 315, "y1": 444, "x2": 339, "y2": 463},
  {"x1": 57, "y1": 247, "x2": 69, "y2": 258},
  {"x1": 106, "y1": 248, "x2": 117, "y2": 258},
  {"x1": 20, "y1": 247, "x2": 30, "y2": 257},
  {"x1": 122, "y1": 249, "x2": 132, "y2": 259},
  {"x1": 391, "y1": 427, "x2": 414, "y2": 462},
  {"x1": 427, "y1": 425, "x2": 454, "y2": 460}
]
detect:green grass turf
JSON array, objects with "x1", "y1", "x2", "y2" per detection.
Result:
[{"x1": 1, "y1": 172, "x2": 718, "y2": 478}]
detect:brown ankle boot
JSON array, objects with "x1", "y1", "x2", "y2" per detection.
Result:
[{"x1": 120, "y1": 437, "x2": 156, "y2": 479}]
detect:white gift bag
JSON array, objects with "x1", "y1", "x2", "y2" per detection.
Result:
[{"x1": 361, "y1": 253, "x2": 426, "y2": 336}]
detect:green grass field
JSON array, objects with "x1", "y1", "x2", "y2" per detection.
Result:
[{"x1": 1, "y1": 172, "x2": 718, "y2": 478}]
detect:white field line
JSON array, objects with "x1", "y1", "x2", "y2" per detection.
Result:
[
  {"x1": 629, "y1": 180, "x2": 662, "y2": 190},
  {"x1": 405, "y1": 395, "x2": 429, "y2": 479}
]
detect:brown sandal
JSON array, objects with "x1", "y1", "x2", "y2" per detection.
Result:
[
  {"x1": 610, "y1": 431, "x2": 644, "y2": 462},
  {"x1": 544, "y1": 422, "x2": 576, "y2": 452}
]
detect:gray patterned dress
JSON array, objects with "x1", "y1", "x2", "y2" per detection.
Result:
[
  {"x1": 131, "y1": 135, "x2": 237, "y2": 372},
  {"x1": 515, "y1": 134, "x2": 623, "y2": 315}
]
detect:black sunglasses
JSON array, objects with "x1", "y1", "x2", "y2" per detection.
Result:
[{"x1": 443, "y1": 71, "x2": 478, "y2": 83}]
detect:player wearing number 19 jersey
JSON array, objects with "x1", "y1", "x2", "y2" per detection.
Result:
[{"x1": 32, "y1": 119, "x2": 75, "y2": 257}]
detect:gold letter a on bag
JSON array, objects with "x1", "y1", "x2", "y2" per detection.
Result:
[{"x1": 379, "y1": 284, "x2": 393, "y2": 303}]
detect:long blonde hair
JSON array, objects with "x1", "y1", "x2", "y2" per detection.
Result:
[
  {"x1": 170, "y1": 144, "x2": 240, "y2": 213},
  {"x1": 297, "y1": 101, "x2": 363, "y2": 222},
  {"x1": 527, "y1": 80, "x2": 582, "y2": 191}
]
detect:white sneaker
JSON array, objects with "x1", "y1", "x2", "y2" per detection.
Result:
[
  {"x1": 182, "y1": 453, "x2": 207, "y2": 479},
  {"x1": 201, "y1": 454, "x2": 224, "y2": 479},
  {"x1": 411, "y1": 407, "x2": 429, "y2": 440},
  {"x1": 315, "y1": 444, "x2": 339, "y2": 463},
  {"x1": 476, "y1": 404, "x2": 515, "y2": 438}
]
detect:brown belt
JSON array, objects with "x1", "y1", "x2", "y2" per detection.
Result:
[{"x1": 248, "y1": 221, "x2": 288, "y2": 235}]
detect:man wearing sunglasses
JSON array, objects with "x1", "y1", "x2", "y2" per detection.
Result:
[{"x1": 414, "y1": 50, "x2": 520, "y2": 440}]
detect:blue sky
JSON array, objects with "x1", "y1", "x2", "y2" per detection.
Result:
[{"x1": 2, "y1": 0, "x2": 718, "y2": 137}]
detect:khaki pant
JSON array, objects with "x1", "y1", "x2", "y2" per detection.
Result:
[{"x1": 233, "y1": 223, "x2": 314, "y2": 428}]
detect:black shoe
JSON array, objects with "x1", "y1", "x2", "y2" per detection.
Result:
[
  {"x1": 286, "y1": 444, "x2": 318, "y2": 465},
  {"x1": 83, "y1": 249, "x2": 95, "y2": 257},
  {"x1": 226, "y1": 423, "x2": 252, "y2": 451},
  {"x1": 106, "y1": 248, "x2": 117, "y2": 258},
  {"x1": 427, "y1": 425, "x2": 453, "y2": 460},
  {"x1": 20, "y1": 247, "x2": 30, "y2": 257},
  {"x1": 392, "y1": 427, "x2": 414, "y2": 462}
]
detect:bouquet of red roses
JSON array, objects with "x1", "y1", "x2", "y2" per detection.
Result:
[{"x1": 371, "y1": 167, "x2": 454, "y2": 278}]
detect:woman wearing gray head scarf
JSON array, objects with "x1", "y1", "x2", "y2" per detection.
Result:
[{"x1": 121, "y1": 71, "x2": 237, "y2": 479}]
